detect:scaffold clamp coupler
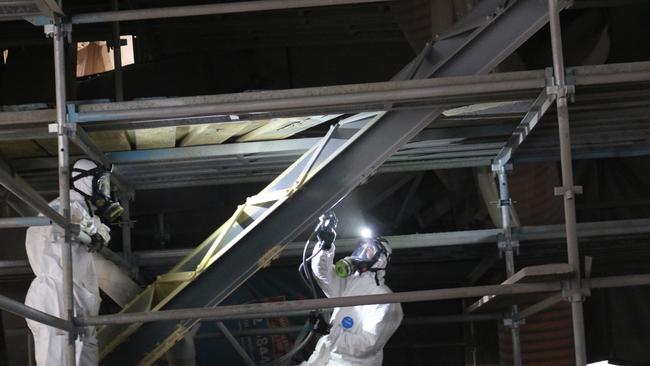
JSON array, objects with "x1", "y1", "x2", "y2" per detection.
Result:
[
  {"x1": 491, "y1": 163, "x2": 512, "y2": 176},
  {"x1": 561, "y1": 279, "x2": 585, "y2": 302},
  {"x1": 503, "y1": 316, "x2": 524, "y2": 329},
  {"x1": 554, "y1": 185, "x2": 583, "y2": 198},
  {"x1": 497, "y1": 235, "x2": 519, "y2": 255},
  {"x1": 48, "y1": 122, "x2": 77, "y2": 136}
]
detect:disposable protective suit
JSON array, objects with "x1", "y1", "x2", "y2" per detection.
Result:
[
  {"x1": 25, "y1": 159, "x2": 111, "y2": 366},
  {"x1": 302, "y1": 243, "x2": 403, "y2": 366}
]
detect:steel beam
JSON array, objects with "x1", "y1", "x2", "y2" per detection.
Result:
[
  {"x1": 107, "y1": 138, "x2": 319, "y2": 164},
  {"x1": 70, "y1": 0, "x2": 387, "y2": 24}
]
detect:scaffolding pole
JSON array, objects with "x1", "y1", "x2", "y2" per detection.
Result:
[
  {"x1": 497, "y1": 169, "x2": 522, "y2": 366},
  {"x1": 111, "y1": 0, "x2": 123, "y2": 102},
  {"x1": 69, "y1": 75, "x2": 541, "y2": 124},
  {"x1": 119, "y1": 192, "x2": 133, "y2": 266},
  {"x1": 51, "y1": 18, "x2": 76, "y2": 366},
  {"x1": 70, "y1": 0, "x2": 386, "y2": 24},
  {"x1": 0, "y1": 292, "x2": 69, "y2": 330},
  {"x1": 77, "y1": 273, "x2": 650, "y2": 327},
  {"x1": 548, "y1": 0, "x2": 587, "y2": 364},
  {"x1": 0, "y1": 216, "x2": 52, "y2": 228}
]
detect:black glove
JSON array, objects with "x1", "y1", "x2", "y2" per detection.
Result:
[
  {"x1": 309, "y1": 310, "x2": 330, "y2": 335},
  {"x1": 317, "y1": 228, "x2": 336, "y2": 250},
  {"x1": 316, "y1": 212, "x2": 337, "y2": 250},
  {"x1": 86, "y1": 233, "x2": 106, "y2": 253}
]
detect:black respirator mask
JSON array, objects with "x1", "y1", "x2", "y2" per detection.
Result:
[
  {"x1": 335, "y1": 237, "x2": 390, "y2": 285},
  {"x1": 71, "y1": 165, "x2": 124, "y2": 223}
]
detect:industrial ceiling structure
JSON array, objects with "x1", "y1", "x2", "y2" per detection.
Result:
[{"x1": 1, "y1": 0, "x2": 650, "y2": 365}]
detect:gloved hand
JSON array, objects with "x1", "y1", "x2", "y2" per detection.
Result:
[
  {"x1": 85, "y1": 216, "x2": 111, "y2": 252},
  {"x1": 87, "y1": 233, "x2": 106, "y2": 252},
  {"x1": 94, "y1": 216, "x2": 111, "y2": 245},
  {"x1": 309, "y1": 310, "x2": 330, "y2": 335},
  {"x1": 316, "y1": 212, "x2": 337, "y2": 250},
  {"x1": 317, "y1": 227, "x2": 336, "y2": 250},
  {"x1": 78, "y1": 215, "x2": 96, "y2": 238}
]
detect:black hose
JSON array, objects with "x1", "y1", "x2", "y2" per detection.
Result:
[{"x1": 298, "y1": 232, "x2": 320, "y2": 298}]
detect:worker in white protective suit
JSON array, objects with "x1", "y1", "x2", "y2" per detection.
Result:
[
  {"x1": 302, "y1": 215, "x2": 403, "y2": 366},
  {"x1": 25, "y1": 158, "x2": 122, "y2": 366}
]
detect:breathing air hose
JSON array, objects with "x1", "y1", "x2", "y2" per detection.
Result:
[{"x1": 276, "y1": 211, "x2": 337, "y2": 365}]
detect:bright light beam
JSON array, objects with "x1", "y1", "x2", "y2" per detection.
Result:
[{"x1": 360, "y1": 227, "x2": 372, "y2": 238}]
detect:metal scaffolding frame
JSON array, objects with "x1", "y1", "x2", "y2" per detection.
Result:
[
  {"x1": 0, "y1": 1, "x2": 649, "y2": 366},
  {"x1": 5, "y1": 60, "x2": 650, "y2": 192}
]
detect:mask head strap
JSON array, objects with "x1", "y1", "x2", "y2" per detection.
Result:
[
  {"x1": 367, "y1": 238, "x2": 390, "y2": 286},
  {"x1": 71, "y1": 166, "x2": 109, "y2": 197}
]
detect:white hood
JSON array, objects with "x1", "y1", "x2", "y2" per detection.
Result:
[{"x1": 71, "y1": 158, "x2": 99, "y2": 200}]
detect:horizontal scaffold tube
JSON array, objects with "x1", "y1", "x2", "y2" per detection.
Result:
[
  {"x1": 79, "y1": 282, "x2": 560, "y2": 326},
  {"x1": 0, "y1": 216, "x2": 52, "y2": 229},
  {"x1": 73, "y1": 75, "x2": 543, "y2": 123},
  {"x1": 71, "y1": 0, "x2": 387, "y2": 24},
  {"x1": 0, "y1": 293, "x2": 69, "y2": 331},
  {"x1": 77, "y1": 273, "x2": 650, "y2": 327}
]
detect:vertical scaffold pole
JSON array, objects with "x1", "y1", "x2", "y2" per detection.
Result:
[
  {"x1": 548, "y1": 0, "x2": 587, "y2": 364},
  {"x1": 52, "y1": 18, "x2": 76, "y2": 366},
  {"x1": 497, "y1": 169, "x2": 522, "y2": 366}
]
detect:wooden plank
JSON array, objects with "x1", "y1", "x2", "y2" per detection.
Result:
[
  {"x1": 33, "y1": 138, "x2": 83, "y2": 156},
  {"x1": 38, "y1": 131, "x2": 131, "y2": 156},
  {"x1": 179, "y1": 121, "x2": 257, "y2": 147},
  {"x1": 0, "y1": 141, "x2": 49, "y2": 158},
  {"x1": 87, "y1": 131, "x2": 132, "y2": 152},
  {"x1": 0, "y1": 109, "x2": 55, "y2": 126},
  {"x1": 236, "y1": 116, "x2": 335, "y2": 142},
  {"x1": 135, "y1": 127, "x2": 176, "y2": 149},
  {"x1": 466, "y1": 263, "x2": 573, "y2": 314}
]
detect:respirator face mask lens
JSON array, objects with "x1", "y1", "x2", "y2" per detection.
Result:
[
  {"x1": 97, "y1": 174, "x2": 111, "y2": 198},
  {"x1": 350, "y1": 241, "x2": 379, "y2": 262}
]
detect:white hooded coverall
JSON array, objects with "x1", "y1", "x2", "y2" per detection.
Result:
[
  {"x1": 25, "y1": 160, "x2": 110, "y2": 366},
  {"x1": 302, "y1": 244, "x2": 403, "y2": 366}
]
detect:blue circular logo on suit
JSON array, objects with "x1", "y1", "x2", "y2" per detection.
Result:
[{"x1": 341, "y1": 316, "x2": 354, "y2": 329}]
